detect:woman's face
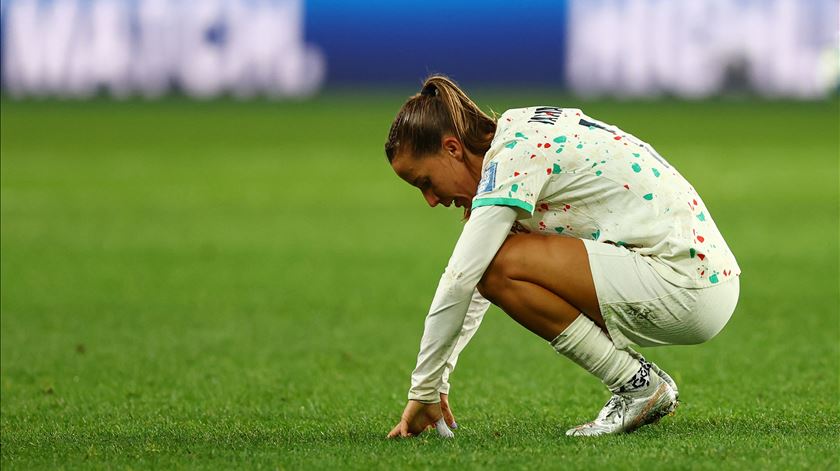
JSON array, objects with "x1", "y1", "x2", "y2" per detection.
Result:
[{"x1": 390, "y1": 136, "x2": 483, "y2": 210}]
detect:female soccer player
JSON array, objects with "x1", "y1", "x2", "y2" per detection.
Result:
[{"x1": 385, "y1": 76, "x2": 741, "y2": 438}]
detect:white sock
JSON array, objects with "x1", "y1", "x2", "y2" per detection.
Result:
[{"x1": 550, "y1": 314, "x2": 642, "y2": 392}]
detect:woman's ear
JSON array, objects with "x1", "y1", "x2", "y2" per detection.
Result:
[{"x1": 442, "y1": 136, "x2": 463, "y2": 161}]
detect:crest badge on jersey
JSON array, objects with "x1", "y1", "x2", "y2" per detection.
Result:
[{"x1": 477, "y1": 161, "x2": 497, "y2": 195}]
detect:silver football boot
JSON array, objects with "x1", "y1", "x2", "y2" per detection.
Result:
[{"x1": 566, "y1": 368, "x2": 679, "y2": 437}]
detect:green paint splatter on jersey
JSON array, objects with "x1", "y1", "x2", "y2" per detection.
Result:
[
  {"x1": 504, "y1": 141, "x2": 517, "y2": 149},
  {"x1": 632, "y1": 153, "x2": 640, "y2": 158},
  {"x1": 511, "y1": 183, "x2": 519, "y2": 193},
  {"x1": 552, "y1": 163, "x2": 562, "y2": 174},
  {"x1": 576, "y1": 143, "x2": 583, "y2": 149},
  {"x1": 514, "y1": 132, "x2": 528, "y2": 139},
  {"x1": 553, "y1": 136, "x2": 567, "y2": 143},
  {"x1": 554, "y1": 227, "x2": 564, "y2": 234},
  {"x1": 697, "y1": 212, "x2": 706, "y2": 221},
  {"x1": 643, "y1": 193, "x2": 654, "y2": 200},
  {"x1": 652, "y1": 168, "x2": 661, "y2": 177},
  {"x1": 631, "y1": 163, "x2": 642, "y2": 173},
  {"x1": 709, "y1": 273, "x2": 719, "y2": 284},
  {"x1": 591, "y1": 229, "x2": 600, "y2": 240},
  {"x1": 595, "y1": 170, "x2": 603, "y2": 176},
  {"x1": 690, "y1": 248, "x2": 696, "y2": 258}
]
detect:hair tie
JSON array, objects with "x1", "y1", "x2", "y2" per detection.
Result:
[{"x1": 421, "y1": 83, "x2": 438, "y2": 97}]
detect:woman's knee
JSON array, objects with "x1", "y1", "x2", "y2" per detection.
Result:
[
  {"x1": 476, "y1": 267, "x2": 503, "y2": 302},
  {"x1": 477, "y1": 234, "x2": 529, "y2": 301}
]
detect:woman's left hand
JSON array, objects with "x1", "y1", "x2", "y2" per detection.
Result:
[{"x1": 386, "y1": 400, "x2": 444, "y2": 438}]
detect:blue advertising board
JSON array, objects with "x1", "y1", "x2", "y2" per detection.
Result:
[{"x1": 304, "y1": 0, "x2": 567, "y2": 86}]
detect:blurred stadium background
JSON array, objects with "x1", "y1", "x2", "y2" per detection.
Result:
[
  {"x1": 2, "y1": 0, "x2": 838, "y2": 98},
  {"x1": 1, "y1": 0, "x2": 838, "y2": 468}
]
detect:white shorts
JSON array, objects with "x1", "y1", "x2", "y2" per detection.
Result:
[{"x1": 582, "y1": 239, "x2": 740, "y2": 350}]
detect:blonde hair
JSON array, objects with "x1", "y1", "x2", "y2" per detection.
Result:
[{"x1": 385, "y1": 75, "x2": 496, "y2": 162}]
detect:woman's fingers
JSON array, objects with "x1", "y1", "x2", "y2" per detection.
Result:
[
  {"x1": 442, "y1": 409, "x2": 457, "y2": 428},
  {"x1": 387, "y1": 422, "x2": 405, "y2": 438},
  {"x1": 439, "y1": 393, "x2": 458, "y2": 429},
  {"x1": 441, "y1": 407, "x2": 456, "y2": 426},
  {"x1": 387, "y1": 421, "x2": 416, "y2": 439}
]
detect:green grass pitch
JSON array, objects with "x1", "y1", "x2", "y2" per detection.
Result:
[{"x1": 1, "y1": 94, "x2": 838, "y2": 469}]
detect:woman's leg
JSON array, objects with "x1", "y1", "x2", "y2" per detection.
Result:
[
  {"x1": 477, "y1": 233, "x2": 604, "y2": 340},
  {"x1": 477, "y1": 233, "x2": 679, "y2": 436},
  {"x1": 477, "y1": 233, "x2": 640, "y2": 393}
]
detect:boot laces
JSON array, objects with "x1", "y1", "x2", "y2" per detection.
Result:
[{"x1": 597, "y1": 395, "x2": 630, "y2": 423}]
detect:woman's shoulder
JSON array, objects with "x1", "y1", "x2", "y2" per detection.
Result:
[
  {"x1": 489, "y1": 106, "x2": 584, "y2": 155},
  {"x1": 496, "y1": 106, "x2": 584, "y2": 136}
]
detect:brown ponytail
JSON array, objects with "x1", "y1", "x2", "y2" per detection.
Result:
[{"x1": 385, "y1": 75, "x2": 496, "y2": 163}]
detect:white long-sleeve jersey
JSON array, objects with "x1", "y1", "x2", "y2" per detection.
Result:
[{"x1": 408, "y1": 205, "x2": 517, "y2": 403}]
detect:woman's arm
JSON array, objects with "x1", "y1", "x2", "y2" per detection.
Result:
[
  {"x1": 439, "y1": 289, "x2": 491, "y2": 395},
  {"x1": 408, "y1": 204, "x2": 518, "y2": 403}
]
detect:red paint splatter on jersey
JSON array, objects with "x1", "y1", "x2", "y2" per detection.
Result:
[
  {"x1": 614, "y1": 136, "x2": 622, "y2": 140},
  {"x1": 514, "y1": 172, "x2": 520, "y2": 177},
  {"x1": 624, "y1": 184, "x2": 630, "y2": 190},
  {"x1": 546, "y1": 168, "x2": 551, "y2": 175},
  {"x1": 530, "y1": 154, "x2": 536, "y2": 159},
  {"x1": 693, "y1": 199, "x2": 698, "y2": 206},
  {"x1": 698, "y1": 253, "x2": 706, "y2": 260},
  {"x1": 544, "y1": 143, "x2": 552, "y2": 148},
  {"x1": 537, "y1": 143, "x2": 542, "y2": 148},
  {"x1": 540, "y1": 203, "x2": 549, "y2": 211},
  {"x1": 697, "y1": 235, "x2": 705, "y2": 243}
]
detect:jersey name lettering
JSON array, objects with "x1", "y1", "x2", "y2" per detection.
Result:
[{"x1": 527, "y1": 107, "x2": 563, "y2": 125}]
